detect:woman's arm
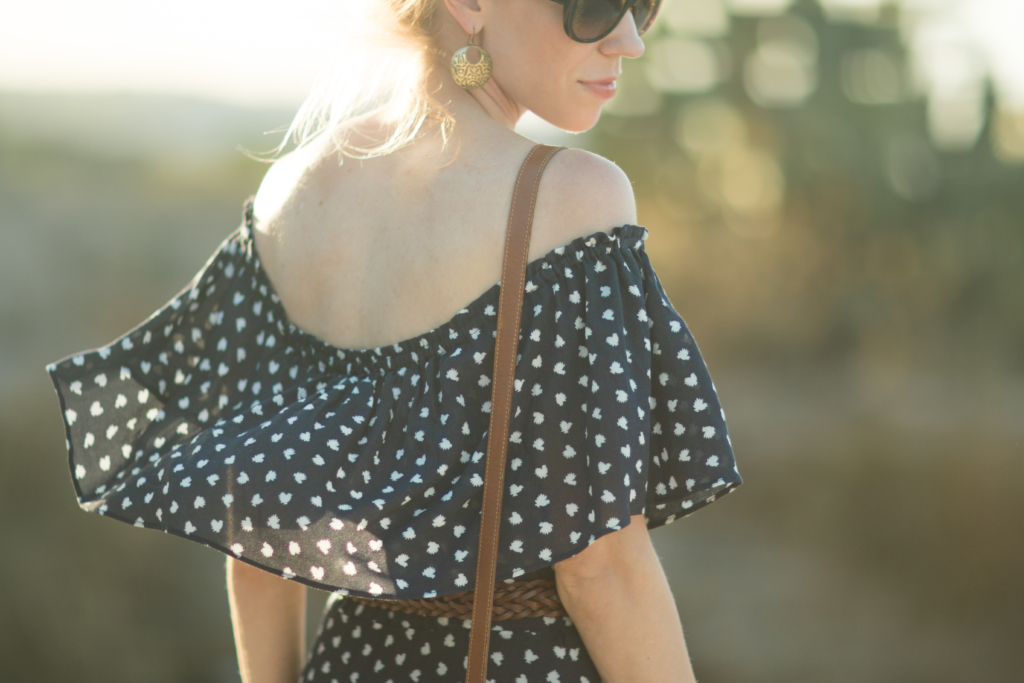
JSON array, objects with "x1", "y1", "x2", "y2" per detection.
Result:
[
  {"x1": 554, "y1": 514, "x2": 697, "y2": 683},
  {"x1": 226, "y1": 556, "x2": 308, "y2": 683}
]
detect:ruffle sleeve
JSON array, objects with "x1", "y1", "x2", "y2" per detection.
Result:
[
  {"x1": 499, "y1": 227, "x2": 742, "y2": 572},
  {"x1": 45, "y1": 199, "x2": 740, "y2": 599}
]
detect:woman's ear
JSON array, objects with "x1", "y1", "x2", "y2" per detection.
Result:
[{"x1": 441, "y1": 0, "x2": 487, "y2": 37}]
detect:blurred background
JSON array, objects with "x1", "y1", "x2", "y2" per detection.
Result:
[{"x1": 1, "y1": 0, "x2": 1022, "y2": 680}]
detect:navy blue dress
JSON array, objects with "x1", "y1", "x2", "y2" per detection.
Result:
[{"x1": 46, "y1": 196, "x2": 741, "y2": 682}]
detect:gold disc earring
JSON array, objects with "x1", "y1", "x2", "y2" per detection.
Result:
[{"x1": 450, "y1": 29, "x2": 492, "y2": 90}]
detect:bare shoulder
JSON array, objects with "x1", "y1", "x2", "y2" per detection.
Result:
[
  {"x1": 531, "y1": 147, "x2": 638, "y2": 254},
  {"x1": 250, "y1": 133, "x2": 329, "y2": 234}
]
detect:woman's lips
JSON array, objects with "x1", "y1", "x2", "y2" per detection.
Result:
[{"x1": 580, "y1": 79, "x2": 617, "y2": 100}]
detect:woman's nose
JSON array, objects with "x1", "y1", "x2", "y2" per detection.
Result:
[{"x1": 607, "y1": 7, "x2": 645, "y2": 58}]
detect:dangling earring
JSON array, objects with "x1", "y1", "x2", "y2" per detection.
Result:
[{"x1": 450, "y1": 29, "x2": 492, "y2": 90}]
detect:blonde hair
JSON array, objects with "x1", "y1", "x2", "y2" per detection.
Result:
[{"x1": 248, "y1": 0, "x2": 459, "y2": 165}]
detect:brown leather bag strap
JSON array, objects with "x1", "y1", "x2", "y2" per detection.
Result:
[{"x1": 465, "y1": 142, "x2": 565, "y2": 683}]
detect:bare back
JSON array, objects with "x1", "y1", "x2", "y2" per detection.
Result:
[{"x1": 249, "y1": 117, "x2": 637, "y2": 352}]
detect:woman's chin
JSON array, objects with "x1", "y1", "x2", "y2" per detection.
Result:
[{"x1": 545, "y1": 107, "x2": 603, "y2": 134}]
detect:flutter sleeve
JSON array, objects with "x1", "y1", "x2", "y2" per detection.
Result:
[
  {"x1": 494, "y1": 225, "x2": 742, "y2": 576},
  {"x1": 641, "y1": 259, "x2": 742, "y2": 526}
]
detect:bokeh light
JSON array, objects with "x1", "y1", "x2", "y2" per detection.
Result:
[
  {"x1": 743, "y1": 16, "x2": 819, "y2": 108},
  {"x1": 645, "y1": 37, "x2": 725, "y2": 94},
  {"x1": 841, "y1": 48, "x2": 905, "y2": 105},
  {"x1": 992, "y1": 107, "x2": 1024, "y2": 164}
]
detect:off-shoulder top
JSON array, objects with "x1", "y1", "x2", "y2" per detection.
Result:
[{"x1": 45, "y1": 196, "x2": 742, "y2": 599}]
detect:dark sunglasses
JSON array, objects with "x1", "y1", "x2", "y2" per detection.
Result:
[{"x1": 548, "y1": 0, "x2": 662, "y2": 43}]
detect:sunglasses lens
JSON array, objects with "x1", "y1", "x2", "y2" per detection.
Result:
[
  {"x1": 633, "y1": 0, "x2": 662, "y2": 34},
  {"x1": 569, "y1": 0, "x2": 662, "y2": 41},
  {"x1": 569, "y1": 0, "x2": 624, "y2": 41}
]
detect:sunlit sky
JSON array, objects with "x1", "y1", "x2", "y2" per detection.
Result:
[{"x1": 2, "y1": 0, "x2": 1023, "y2": 108}]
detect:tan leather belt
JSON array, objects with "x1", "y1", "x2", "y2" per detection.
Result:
[{"x1": 345, "y1": 577, "x2": 565, "y2": 620}]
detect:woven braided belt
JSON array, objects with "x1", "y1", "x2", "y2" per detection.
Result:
[{"x1": 344, "y1": 578, "x2": 565, "y2": 621}]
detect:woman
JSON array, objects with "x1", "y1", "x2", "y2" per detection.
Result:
[{"x1": 46, "y1": 0, "x2": 741, "y2": 681}]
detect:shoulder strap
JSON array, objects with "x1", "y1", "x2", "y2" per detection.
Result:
[{"x1": 465, "y1": 142, "x2": 566, "y2": 683}]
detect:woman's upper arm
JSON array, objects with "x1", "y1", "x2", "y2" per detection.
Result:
[
  {"x1": 553, "y1": 513, "x2": 654, "y2": 584},
  {"x1": 227, "y1": 555, "x2": 305, "y2": 588}
]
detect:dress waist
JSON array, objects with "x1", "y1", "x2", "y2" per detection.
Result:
[{"x1": 345, "y1": 576, "x2": 565, "y2": 621}]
